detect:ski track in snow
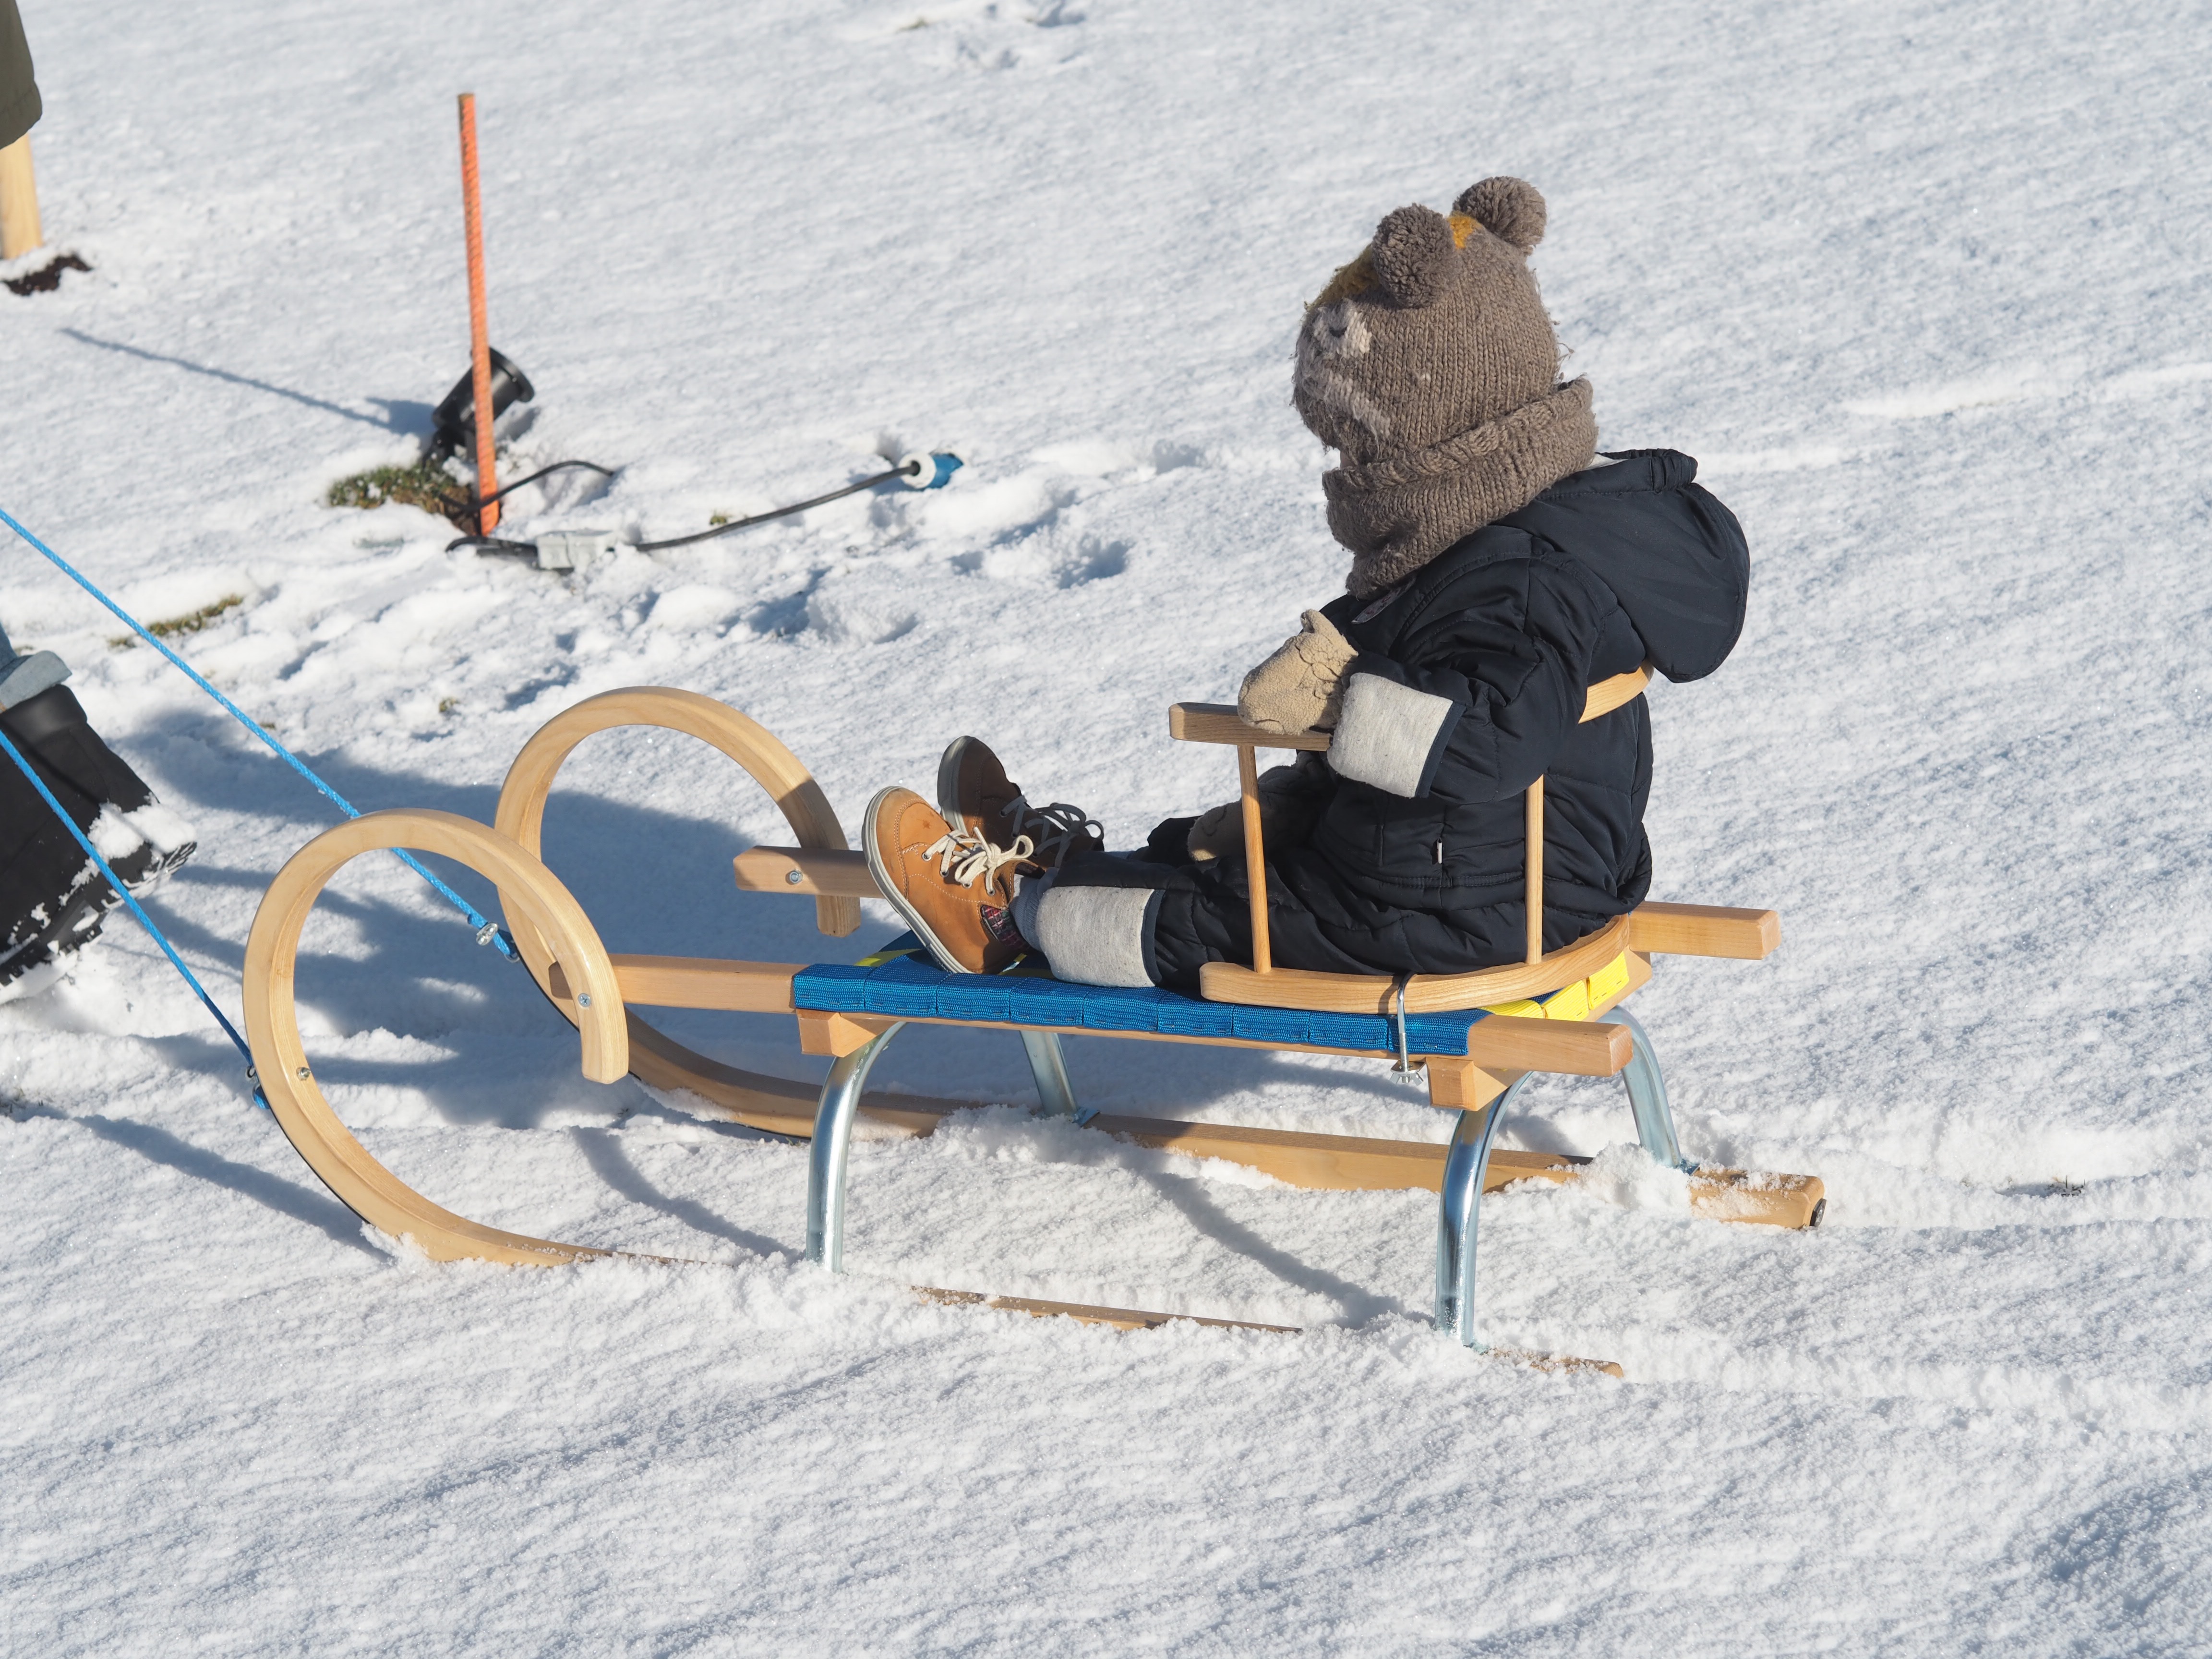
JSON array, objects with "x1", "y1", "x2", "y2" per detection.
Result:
[{"x1": 5, "y1": 0, "x2": 2212, "y2": 1650}]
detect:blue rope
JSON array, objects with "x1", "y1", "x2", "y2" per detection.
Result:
[
  {"x1": 0, "y1": 504, "x2": 517, "y2": 960},
  {"x1": 0, "y1": 723, "x2": 270, "y2": 1108}
]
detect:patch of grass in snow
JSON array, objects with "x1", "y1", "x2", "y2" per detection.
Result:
[
  {"x1": 4, "y1": 251, "x2": 93, "y2": 296},
  {"x1": 326, "y1": 458, "x2": 470, "y2": 528},
  {"x1": 109, "y1": 595, "x2": 244, "y2": 650}
]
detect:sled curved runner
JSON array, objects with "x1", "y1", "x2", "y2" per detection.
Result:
[{"x1": 242, "y1": 809, "x2": 622, "y2": 1265}]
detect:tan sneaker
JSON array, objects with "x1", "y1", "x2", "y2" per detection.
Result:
[
  {"x1": 863, "y1": 786, "x2": 1033, "y2": 974},
  {"x1": 935, "y1": 736, "x2": 1103, "y2": 868}
]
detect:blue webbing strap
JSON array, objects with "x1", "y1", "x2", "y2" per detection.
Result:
[
  {"x1": 0, "y1": 723, "x2": 269, "y2": 1108},
  {"x1": 0, "y1": 504, "x2": 517, "y2": 960}
]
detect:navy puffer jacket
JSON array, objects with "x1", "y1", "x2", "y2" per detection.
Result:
[{"x1": 1199, "y1": 448, "x2": 1747, "y2": 977}]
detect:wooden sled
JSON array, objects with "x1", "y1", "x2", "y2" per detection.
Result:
[{"x1": 241, "y1": 681, "x2": 1817, "y2": 1361}]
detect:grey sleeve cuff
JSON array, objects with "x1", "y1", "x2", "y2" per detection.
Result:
[
  {"x1": 1327, "y1": 668, "x2": 1463, "y2": 799},
  {"x1": 0, "y1": 649, "x2": 72, "y2": 711}
]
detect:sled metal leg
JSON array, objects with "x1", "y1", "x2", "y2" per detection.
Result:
[
  {"x1": 1435, "y1": 1073, "x2": 1533, "y2": 1348},
  {"x1": 805, "y1": 1021, "x2": 907, "y2": 1273},
  {"x1": 1020, "y1": 1030, "x2": 1081, "y2": 1119},
  {"x1": 1599, "y1": 1007, "x2": 1690, "y2": 1172}
]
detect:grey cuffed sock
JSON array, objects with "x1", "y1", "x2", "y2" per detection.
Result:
[{"x1": 1011, "y1": 866, "x2": 1057, "y2": 948}]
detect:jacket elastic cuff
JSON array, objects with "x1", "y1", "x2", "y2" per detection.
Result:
[{"x1": 1327, "y1": 661, "x2": 1464, "y2": 799}]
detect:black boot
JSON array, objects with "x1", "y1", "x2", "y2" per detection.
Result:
[{"x1": 0, "y1": 686, "x2": 197, "y2": 996}]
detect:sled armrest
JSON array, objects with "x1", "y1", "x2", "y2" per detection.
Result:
[
  {"x1": 1626, "y1": 902, "x2": 1779, "y2": 960},
  {"x1": 1168, "y1": 704, "x2": 1333, "y2": 751}
]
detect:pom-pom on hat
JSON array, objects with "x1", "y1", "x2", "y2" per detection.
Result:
[{"x1": 1295, "y1": 176, "x2": 1597, "y2": 597}]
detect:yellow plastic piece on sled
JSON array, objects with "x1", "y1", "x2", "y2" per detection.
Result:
[
  {"x1": 1483, "y1": 954, "x2": 1626, "y2": 1024},
  {"x1": 1587, "y1": 952, "x2": 1632, "y2": 1007},
  {"x1": 1544, "y1": 978, "x2": 1593, "y2": 1022}
]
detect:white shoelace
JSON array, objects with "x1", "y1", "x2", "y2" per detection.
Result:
[
  {"x1": 923, "y1": 827, "x2": 1034, "y2": 899},
  {"x1": 1000, "y1": 794, "x2": 1100, "y2": 866}
]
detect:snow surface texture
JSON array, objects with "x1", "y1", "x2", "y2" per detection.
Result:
[{"x1": 5, "y1": 0, "x2": 2212, "y2": 1650}]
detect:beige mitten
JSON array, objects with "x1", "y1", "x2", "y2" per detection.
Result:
[
  {"x1": 1186, "y1": 757, "x2": 1335, "y2": 861},
  {"x1": 1237, "y1": 609, "x2": 1357, "y2": 735},
  {"x1": 1185, "y1": 801, "x2": 1243, "y2": 862}
]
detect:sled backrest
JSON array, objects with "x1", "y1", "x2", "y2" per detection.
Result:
[{"x1": 1167, "y1": 665, "x2": 1651, "y2": 1012}]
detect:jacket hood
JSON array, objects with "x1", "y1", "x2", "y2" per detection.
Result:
[{"x1": 1497, "y1": 449, "x2": 1749, "y2": 683}]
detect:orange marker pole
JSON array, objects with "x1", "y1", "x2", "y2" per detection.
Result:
[{"x1": 457, "y1": 93, "x2": 498, "y2": 534}]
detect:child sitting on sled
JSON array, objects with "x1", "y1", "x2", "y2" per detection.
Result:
[{"x1": 866, "y1": 175, "x2": 1748, "y2": 991}]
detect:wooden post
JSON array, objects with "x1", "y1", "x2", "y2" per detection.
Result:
[
  {"x1": 1524, "y1": 776, "x2": 1545, "y2": 964},
  {"x1": 456, "y1": 94, "x2": 499, "y2": 533},
  {"x1": 0, "y1": 134, "x2": 42, "y2": 261},
  {"x1": 1238, "y1": 743, "x2": 1272, "y2": 974}
]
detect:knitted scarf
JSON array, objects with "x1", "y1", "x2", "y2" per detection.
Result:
[{"x1": 1324, "y1": 377, "x2": 1598, "y2": 599}]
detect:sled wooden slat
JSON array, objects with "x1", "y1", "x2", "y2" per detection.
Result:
[
  {"x1": 550, "y1": 955, "x2": 801, "y2": 1014},
  {"x1": 1238, "y1": 742, "x2": 1272, "y2": 974},
  {"x1": 1084, "y1": 1122, "x2": 1824, "y2": 1229},
  {"x1": 1089, "y1": 1117, "x2": 1455, "y2": 1191},
  {"x1": 608, "y1": 955, "x2": 797, "y2": 1011},
  {"x1": 1525, "y1": 776, "x2": 1545, "y2": 965},
  {"x1": 917, "y1": 1286, "x2": 1303, "y2": 1334},
  {"x1": 732, "y1": 846, "x2": 881, "y2": 898},
  {"x1": 603, "y1": 1021, "x2": 968, "y2": 1138},
  {"x1": 1202, "y1": 912, "x2": 1633, "y2": 1014},
  {"x1": 805, "y1": 1103, "x2": 1823, "y2": 1230},
  {"x1": 1578, "y1": 665, "x2": 1653, "y2": 723}
]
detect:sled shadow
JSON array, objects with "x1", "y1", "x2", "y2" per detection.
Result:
[
  {"x1": 1135, "y1": 1165, "x2": 1398, "y2": 1325},
  {"x1": 569, "y1": 1127, "x2": 790, "y2": 1258},
  {"x1": 67, "y1": 1110, "x2": 380, "y2": 1256}
]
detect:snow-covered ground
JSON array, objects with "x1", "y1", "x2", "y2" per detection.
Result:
[{"x1": 6, "y1": 0, "x2": 2212, "y2": 1649}]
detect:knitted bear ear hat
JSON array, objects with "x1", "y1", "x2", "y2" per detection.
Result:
[{"x1": 1294, "y1": 176, "x2": 1597, "y2": 598}]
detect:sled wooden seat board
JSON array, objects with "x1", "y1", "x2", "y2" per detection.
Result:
[{"x1": 243, "y1": 685, "x2": 1814, "y2": 1367}]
